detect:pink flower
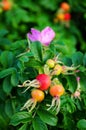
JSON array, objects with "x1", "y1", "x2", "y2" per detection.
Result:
[
  {"x1": 27, "y1": 26, "x2": 55, "y2": 46},
  {"x1": 27, "y1": 28, "x2": 41, "y2": 42}
]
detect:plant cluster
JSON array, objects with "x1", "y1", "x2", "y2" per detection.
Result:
[
  {"x1": 0, "y1": 26, "x2": 84, "y2": 130},
  {"x1": 0, "y1": 0, "x2": 86, "y2": 130}
]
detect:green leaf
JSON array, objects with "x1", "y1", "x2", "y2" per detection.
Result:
[
  {"x1": 17, "y1": 61, "x2": 24, "y2": 72},
  {"x1": 39, "y1": 0, "x2": 57, "y2": 10},
  {"x1": 0, "y1": 51, "x2": 14, "y2": 67},
  {"x1": 0, "y1": 86, "x2": 6, "y2": 100},
  {"x1": 37, "y1": 109, "x2": 57, "y2": 126},
  {"x1": 63, "y1": 113, "x2": 75, "y2": 130},
  {"x1": 75, "y1": 98, "x2": 83, "y2": 111},
  {"x1": 10, "y1": 40, "x2": 27, "y2": 50},
  {"x1": 77, "y1": 119, "x2": 86, "y2": 129},
  {"x1": 66, "y1": 75, "x2": 77, "y2": 93},
  {"x1": 18, "y1": 123, "x2": 28, "y2": 130},
  {"x1": 20, "y1": 0, "x2": 40, "y2": 12},
  {"x1": 10, "y1": 111, "x2": 32, "y2": 126},
  {"x1": 0, "y1": 29, "x2": 8, "y2": 37},
  {"x1": 26, "y1": 59, "x2": 42, "y2": 70},
  {"x1": 62, "y1": 57, "x2": 72, "y2": 66},
  {"x1": 66, "y1": 98, "x2": 76, "y2": 113},
  {"x1": 43, "y1": 49, "x2": 54, "y2": 62},
  {"x1": 32, "y1": 116, "x2": 48, "y2": 130},
  {"x1": 11, "y1": 71, "x2": 19, "y2": 86},
  {"x1": 78, "y1": 72, "x2": 86, "y2": 91},
  {"x1": 61, "y1": 96, "x2": 76, "y2": 113},
  {"x1": 5, "y1": 99, "x2": 14, "y2": 118},
  {"x1": 72, "y1": 52, "x2": 83, "y2": 66},
  {"x1": 0, "y1": 115, "x2": 7, "y2": 128},
  {"x1": 3, "y1": 76, "x2": 12, "y2": 94},
  {"x1": 0, "y1": 68, "x2": 17, "y2": 79},
  {"x1": 30, "y1": 41, "x2": 43, "y2": 61},
  {"x1": 19, "y1": 56, "x2": 29, "y2": 63},
  {"x1": 83, "y1": 53, "x2": 86, "y2": 67}
]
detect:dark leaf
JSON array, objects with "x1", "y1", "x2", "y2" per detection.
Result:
[
  {"x1": 30, "y1": 41, "x2": 43, "y2": 61},
  {"x1": 37, "y1": 109, "x2": 57, "y2": 126},
  {"x1": 32, "y1": 116, "x2": 48, "y2": 130},
  {"x1": 10, "y1": 111, "x2": 32, "y2": 126},
  {"x1": 72, "y1": 52, "x2": 83, "y2": 66},
  {"x1": 0, "y1": 68, "x2": 17, "y2": 79},
  {"x1": 3, "y1": 76, "x2": 12, "y2": 94},
  {"x1": 66, "y1": 75, "x2": 77, "y2": 93},
  {"x1": 77, "y1": 119, "x2": 86, "y2": 129}
]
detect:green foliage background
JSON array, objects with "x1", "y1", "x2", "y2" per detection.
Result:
[{"x1": 0, "y1": 0, "x2": 86, "y2": 130}]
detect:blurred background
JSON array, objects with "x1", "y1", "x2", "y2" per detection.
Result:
[{"x1": 0, "y1": 0, "x2": 86, "y2": 54}]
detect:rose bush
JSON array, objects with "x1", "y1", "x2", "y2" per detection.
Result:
[
  {"x1": 0, "y1": 26, "x2": 86, "y2": 130},
  {"x1": 0, "y1": 0, "x2": 86, "y2": 130}
]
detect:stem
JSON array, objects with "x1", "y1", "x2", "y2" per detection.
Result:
[
  {"x1": 54, "y1": 53, "x2": 62, "y2": 61},
  {"x1": 63, "y1": 72, "x2": 76, "y2": 75},
  {"x1": 27, "y1": 36, "x2": 31, "y2": 49},
  {"x1": 65, "y1": 65, "x2": 80, "y2": 71},
  {"x1": 57, "y1": 61, "x2": 64, "y2": 65},
  {"x1": 55, "y1": 97, "x2": 61, "y2": 115},
  {"x1": 16, "y1": 50, "x2": 30, "y2": 58},
  {"x1": 32, "y1": 104, "x2": 40, "y2": 118}
]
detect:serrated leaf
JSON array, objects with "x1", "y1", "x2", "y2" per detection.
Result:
[
  {"x1": 37, "y1": 109, "x2": 57, "y2": 126},
  {"x1": 30, "y1": 41, "x2": 43, "y2": 61},
  {"x1": 10, "y1": 111, "x2": 32, "y2": 126},
  {"x1": 0, "y1": 68, "x2": 17, "y2": 79},
  {"x1": 77, "y1": 119, "x2": 86, "y2": 129},
  {"x1": 18, "y1": 123, "x2": 28, "y2": 130},
  {"x1": 11, "y1": 72, "x2": 19, "y2": 86},
  {"x1": 66, "y1": 75, "x2": 77, "y2": 93},
  {"x1": 27, "y1": 59, "x2": 42, "y2": 68},
  {"x1": 39, "y1": 0, "x2": 57, "y2": 10},
  {"x1": 43, "y1": 49, "x2": 54, "y2": 62},
  {"x1": 10, "y1": 40, "x2": 27, "y2": 50},
  {"x1": 63, "y1": 113, "x2": 75, "y2": 130},
  {"x1": 62, "y1": 57, "x2": 72, "y2": 66},
  {"x1": 0, "y1": 51, "x2": 14, "y2": 68},
  {"x1": 5, "y1": 99, "x2": 14, "y2": 118},
  {"x1": 17, "y1": 61, "x2": 24, "y2": 72},
  {"x1": 32, "y1": 116, "x2": 48, "y2": 130},
  {"x1": 72, "y1": 52, "x2": 83, "y2": 66},
  {"x1": 66, "y1": 98, "x2": 76, "y2": 113},
  {"x1": 19, "y1": 56, "x2": 29, "y2": 62},
  {"x1": 75, "y1": 99, "x2": 83, "y2": 111},
  {"x1": 3, "y1": 76, "x2": 12, "y2": 94}
]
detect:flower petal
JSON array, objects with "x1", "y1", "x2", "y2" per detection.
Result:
[
  {"x1": 27, "y1": 28, "x2": 41, "y2": 42},
  {"x1": 41, "y1": 26, "x2": 55, "y2": 46}
]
